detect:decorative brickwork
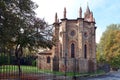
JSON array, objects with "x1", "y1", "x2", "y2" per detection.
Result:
[{"x1": 37, "y1": 6, "x2": 97, "y2": 73}]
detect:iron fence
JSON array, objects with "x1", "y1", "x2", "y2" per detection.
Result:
[
  {"x1": 0, "y1": 52, "x2": 98, "y2": 80},
  {"x1": 0, "y1": 52, "x2": 78, "y2": 80}
]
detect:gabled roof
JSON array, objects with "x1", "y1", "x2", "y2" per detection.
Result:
[{"x1": 37, "y1": 50, "x2": 52, "y2": 55}]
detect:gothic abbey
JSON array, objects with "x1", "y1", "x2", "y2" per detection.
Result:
[{"x1": 37, "y1": 6, "x2": 97, "y2": 73}]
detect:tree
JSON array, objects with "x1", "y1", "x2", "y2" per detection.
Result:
[
  {"x1": 96, "y1": 43, "x2": 105, "y2": 63},
  {"x1": 0, "y1": 0, "x2": 54, "y2": 78},
  {"x1": 97, "y1": 24, "x2": 120, "y2": 68}
]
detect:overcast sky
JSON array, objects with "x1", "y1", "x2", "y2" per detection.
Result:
[{"x1": 32, "y1": 0, "x2": 120, "y2": 43}]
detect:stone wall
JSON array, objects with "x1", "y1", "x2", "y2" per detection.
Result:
[
  {"x1": 59, "y1": 58, "x2": 89, "y2": 73},
  {"x1": 37, "y1": 56, "x2": 96, "y2": 73},
  {"x1": 78, "y1": 59, "x2": 88, "y2": 73},
  {"x1": 37, "y1": 56, "x2": 52, "y2": 71}
]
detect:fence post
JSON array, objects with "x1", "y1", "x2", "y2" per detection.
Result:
[{"x1": 73, "y1": 58, "x2": 76, "y2": 80}]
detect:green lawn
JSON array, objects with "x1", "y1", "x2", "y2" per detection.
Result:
[
  {"x1": 0, "y1": 65, "x2": 105, "y2": 77},
  {"x1": 0, "y1": 65, "x2": 44, "y2": 73}
]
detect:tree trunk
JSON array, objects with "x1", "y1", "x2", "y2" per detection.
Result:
[
  {"x1": 15, "y1": 44, "x2": 23, "y2": 79},
  {"x1": 17, "y1": 59, "x2": 21, "y2": 79}
]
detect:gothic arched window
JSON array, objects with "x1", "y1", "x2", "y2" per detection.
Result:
[
  {"x1": 71, "y1": 43, "x2": 75, "y2": 58},
  {"x1": 84, "y1": 44, "x2": 87, "y2": 59},
  {"x1": 47, "y1": 56, "x2": 51, "y2": 63}
]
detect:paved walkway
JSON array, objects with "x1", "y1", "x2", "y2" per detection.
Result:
[
  {"x1": 87, "y1": 70, "x2": 120, "y2": 80},
  {"x1": 1, "y1": 70, "x2": 120, "y2": 80}
]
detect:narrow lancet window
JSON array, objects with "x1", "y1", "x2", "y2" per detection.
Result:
[
  {"x1": 71, "y1": 43, "x2": 75, "y2": 58},
  {"x1": 47, "y1": 56, "x2": 51, "y2": 63},
  {"x1": 84, "y1": 44, "x2": 87, "y2": 59}
]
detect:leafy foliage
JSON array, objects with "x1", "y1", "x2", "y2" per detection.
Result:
[
  {"x1": 97, "y1": 24, "x2": 120, "y2": 68},
  {"x1": 0, "y1": 0, "x2": 54, "y2": 77},
  {"x1": 0, "y1": 0, "x2": 54, "y2": 56}
]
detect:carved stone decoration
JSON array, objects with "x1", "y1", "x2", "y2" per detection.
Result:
[
  {"x1": 37, "y1": 7, "x2": 97, "y2": 73},
  {"x1": 68, "y1": 29, "x2": 77, "y2": 38}
]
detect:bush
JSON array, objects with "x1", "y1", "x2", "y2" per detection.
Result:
[
  {"x1": 0, "y1": 53, "x2": 36, "y2": 66},
  {"x1": 0, "y1": 53, "x2": 16, "y2": 65},
  {"x1": 110, "y1": 55, "x2": 120, "y2": 69},
  {"x1": 20, "y1": 55, "x2": 36, "y2": 66},
  {"x1": 32, "y1": 60, "x2": 36, "y2": 66}
]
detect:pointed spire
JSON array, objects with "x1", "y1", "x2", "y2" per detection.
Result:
[
  {"x1": 91, "y1": 11, "x2": 93, "y2": 19},
  {"x1": 90, "y1": 12, "x2": 93, "y2": 21},
  {"x1": 64, "y1": 7, "x2": 66, "y2": 18},
  {"x1": 86, "y1": 3, "x2": 90, "y2": 14},
  {"x1": 84, "y1": 3, "x2": 91, "y2": 21},
  {"x1": 91, "y1": 11, "x2": 93, "y2": 15},
  {"x1": 55, "y1": 12, "x2": 58, "y2": 23},
  {"x1": 57, "y1": 19, "x2": 59, "y2": 23},
  {"x1": 79, "y1": 7, "x2": 82, "y2": 18},
  {"x1": 93, "y1": 18, "x2": 95, "y2": 22}
]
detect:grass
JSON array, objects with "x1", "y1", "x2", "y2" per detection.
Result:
[
  {"x1": 0, "y1": 65, "x2": 43, "y2": 73},
  {"x1": 0, "y1": 65, "x2": 105, "y2": 77},
  {"x1": 0, "y1": 65, "x2": 18, "y2": 73},
  {"x1": 87, "y1": 70, "x2": 105, "y2": 77}
]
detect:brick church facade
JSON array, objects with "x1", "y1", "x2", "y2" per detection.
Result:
[{"x1": 37, "y1": 6, "x2": 97, "y2": 73}]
